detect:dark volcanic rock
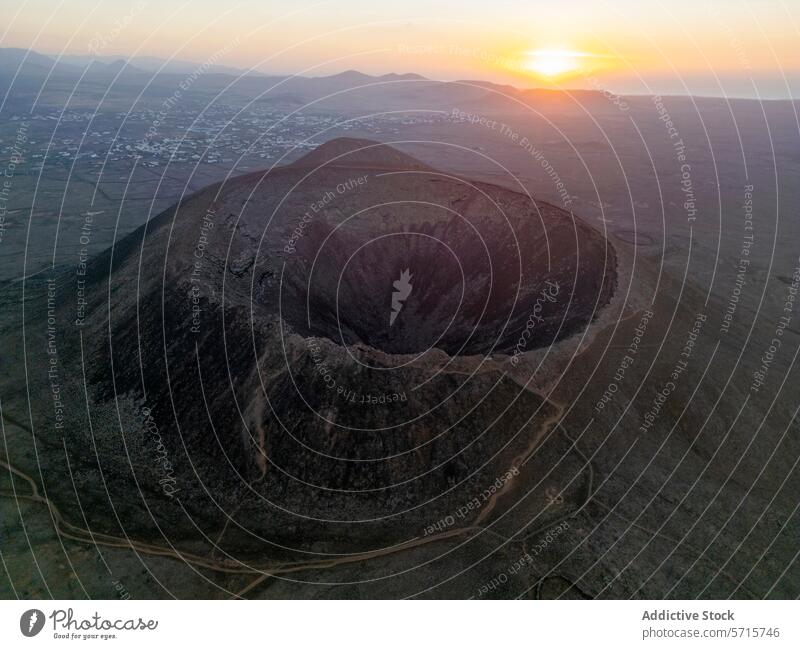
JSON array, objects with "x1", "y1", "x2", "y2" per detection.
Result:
[{"x1": 29, "y1": 138, "x2": 616, "y2": 552}]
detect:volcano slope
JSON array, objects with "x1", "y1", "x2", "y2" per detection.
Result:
[{"x1": 1, "y1": 138, "x2": 617, "y2": 592}]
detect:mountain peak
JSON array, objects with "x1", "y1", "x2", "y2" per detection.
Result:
[
  {"x1": 287, "y1": 137, "x2": 432, "y2": 171},
  {"x1": 322, "y1": 69, "x2": 372, "y2": 81},
  {"x1": 379, "y1": 72, "x2": 427, "y2": 81}
]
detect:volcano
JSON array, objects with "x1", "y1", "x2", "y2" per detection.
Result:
[{"x1": 23, "y1": 138, "x2": 616, "y2": 554}]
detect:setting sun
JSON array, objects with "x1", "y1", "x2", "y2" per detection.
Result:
[{"x1": 523, "y1": 49, "x2": 591, "y2": 78}]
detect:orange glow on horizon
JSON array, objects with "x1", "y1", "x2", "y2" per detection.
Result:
[{"x1": 522, "y1": 49, "x2": 603, "y2": 80}]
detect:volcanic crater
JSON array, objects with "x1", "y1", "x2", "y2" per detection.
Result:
[
  {"x1": 266, "y1": 138, "x2": 617, "y2": 357},
  {"x1": 38, "y1": 137, "x2": 618, "y2": 545}
]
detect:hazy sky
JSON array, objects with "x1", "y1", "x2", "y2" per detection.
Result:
[{"x1": 4, "y1": 0, "x2": 799, "y2": 97}]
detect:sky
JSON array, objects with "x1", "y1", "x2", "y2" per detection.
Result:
[{"x1": 4, "y1": 0, "x2": 799, "y2": 98}]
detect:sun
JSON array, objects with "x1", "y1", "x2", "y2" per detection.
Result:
[{"x1": 524, "y1": 49, "x2": 588, "y2": 79}]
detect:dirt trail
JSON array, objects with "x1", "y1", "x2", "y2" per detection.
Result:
[
  {"x1": 0, "y1": 392, "x2": 566, "y2": 596},
  {"x1": 474, "y1": 399, "x2": 565, "y2": 527}
]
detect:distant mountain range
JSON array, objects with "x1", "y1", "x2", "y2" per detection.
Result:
[
  {"x1": 0, "y1": 47, "x2": 432, "y2": 82},
  {"x1": 0, "y1": 46, "x2": 626, "y2": 115},
  {"x1": 1, "y1": 47, "x2": 795, "y2": 107},
  {"x1": 0, "y1": 48, "x2": 255, "y2": 76}
]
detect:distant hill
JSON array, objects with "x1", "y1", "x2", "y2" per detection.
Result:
[
  {"x1": 0, "y1": 47, "x2": 82, "y2": 75},
  {"x1": 56, "y1": 53, "x2": 259, "y2": 76}
]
